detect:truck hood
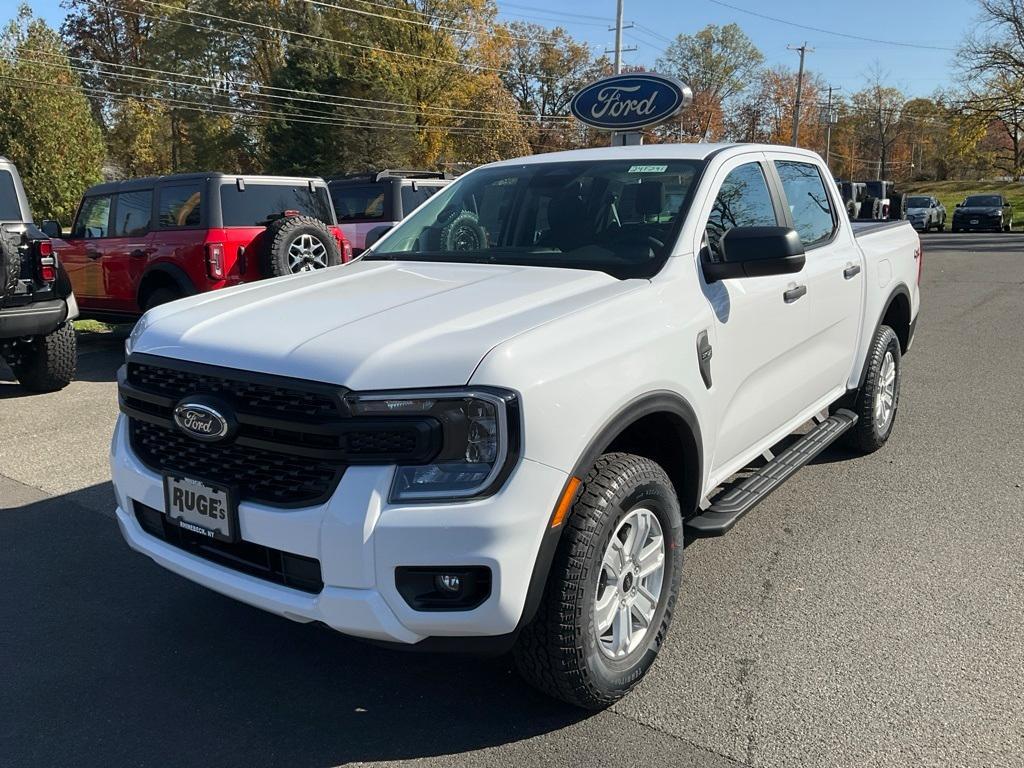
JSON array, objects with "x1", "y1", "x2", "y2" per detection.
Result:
[{"x1": 132, "y1": 260, "x2": 641, "y2": 389}]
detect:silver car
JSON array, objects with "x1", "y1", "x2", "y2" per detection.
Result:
[{"x1": 905, "y1": 195, "x2": 946, "y2": 232}]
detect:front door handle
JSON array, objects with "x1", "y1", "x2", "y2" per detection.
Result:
[
  {"x1": 783, "y1": 285, "x2": 807, "y2": 303},
  {"x1": 844, "y1": 264, "x2": 862, "y2": 279},
  {"x1": 86, "y1": 249, "x2": 102, "y2": 260},
  {"x1": 130, "y1": 248, "x2": 154, "y2": 258}
]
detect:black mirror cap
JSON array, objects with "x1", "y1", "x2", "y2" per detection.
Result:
[
  {"x1": 40, "y1": 219, "x2": 62, "y2": 238},
  {"x1": 703, "y1": 226, "x2": 806, "y2": 283},
  {"x1": 364, "y1": 224, "x2": 393, "y2": 250}
]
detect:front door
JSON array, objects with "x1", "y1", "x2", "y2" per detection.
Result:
[
  {"x1": 692, "y1": 154, "x2": 818, "y2": 476},
  {"x1": 61, "y1": 193, "x2": 114, "y2": 304}
]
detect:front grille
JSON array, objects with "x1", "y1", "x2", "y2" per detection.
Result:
[
  {"x1": 119, "y1": 354, "x2": 441, "y2": 508},
  {"x1": 134, "y1": 501, "x2": 323, "y2": 593},
  {"x1": 131, "y1": 419, "x2": 343, "y2": 506}
]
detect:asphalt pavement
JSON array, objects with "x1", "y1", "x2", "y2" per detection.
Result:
[{"x1": 2, "y1": 232, "x2": 1022, "y2": 768}]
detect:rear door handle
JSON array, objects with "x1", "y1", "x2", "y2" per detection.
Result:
[
  {"x1": 844, "y1": 264, "x2": 862, "y2": 279},
  {"x1": 783, "y1": 285, "x2": 807, "y2": 303}
]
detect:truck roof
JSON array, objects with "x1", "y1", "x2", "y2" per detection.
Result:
[
  {"x1": 82, "y1": 172, "x2": 329, "y2": 196},
  {"x1": 484, "y1": 143, "x2": 825, "y2": 168}
]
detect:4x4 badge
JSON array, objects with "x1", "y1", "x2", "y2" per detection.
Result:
[{"x1": 174, "y1": 402, "x2": 230, "y2": 442}]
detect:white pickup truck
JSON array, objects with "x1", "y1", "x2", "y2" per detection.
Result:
[{"x1": 112, "y1": 143, "x2": 921, "y2": 709}]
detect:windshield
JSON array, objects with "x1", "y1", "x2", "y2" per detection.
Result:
[
  {"x1": 365, "y1": 159, "x2": 704, "y2": 278},
  {"x1": 906, "y1": 197, "x2": 931, "y2": 208},
  {"x1": 963, "y1": 195, "x2": 1003, "y2": 207},
  {"x1": 219, "y1": 182, "x2": 333, "y2": 226}
]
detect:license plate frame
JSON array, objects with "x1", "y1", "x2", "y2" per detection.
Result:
[{"x1": 163, "y1": 474, "x2": 238, "y2": 543}]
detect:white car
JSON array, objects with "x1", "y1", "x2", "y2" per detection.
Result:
[
  {"x1": 905, "y1": 195, "x2": 946, "y2": 232},
  {"x1": 112, "y1": 143, "x2": 921, "y2": 709}
]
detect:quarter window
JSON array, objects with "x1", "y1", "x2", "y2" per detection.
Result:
[
  {"x1": 705, "y1": 163, "x2": 777, "y2": 261},
  {"x1": 158, "y1": 183, "x2": 202, "y2": 228},
  {"x1": 775, "y1": 161, "x2": 836, "y2": 248},
  {"x1": 72, "y1": 195, "x2": 113, "y2": 238},
  {"x1": 113, "y1": 190, "x2": 153, "y2": 236}
]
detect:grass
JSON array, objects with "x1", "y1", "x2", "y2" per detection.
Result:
[
  {"x1": 903, "y1": 180, "x2": 1024, "y2": 228},
  {"x1": 73, "y1": 319, "x2": 114, "y2": 334}
]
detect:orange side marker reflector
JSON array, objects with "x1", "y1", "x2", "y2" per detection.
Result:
[{"x1": 550, "y1": 477, "x2": 581, "y2": 528}]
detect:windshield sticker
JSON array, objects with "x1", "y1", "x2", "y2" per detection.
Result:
[{"x1": 628, "y1": 165, "x2": 668, "y2": 174}]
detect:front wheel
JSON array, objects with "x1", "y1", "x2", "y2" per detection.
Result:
[
  {"x1": 938, "y1": 218, "x2": 946, "y2": 232},
  {"x1": 513, "y1": 453, "x2": 683, "y2": 710},
  {"x1": 848, "y1": 325, "x2": 901, "y2": 454},
  {"x1": 9, "y1": 322, "x2": 77, "y2": 392}
]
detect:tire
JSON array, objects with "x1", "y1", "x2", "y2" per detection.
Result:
[
  {"x1": 0, "y1": 226, "x2": 21, "y2": 299},
  {"x1": 938, "y1": 218, "x2": 945, "y2": 232},
  {"x1": 1005, "y1": 219, "x2": 1013, "y2": 232},
  {"x1": 9, "y1": 322, "x2": 77, "y2": 392},
  {"x1": 261, "y1": 216, "x2": 341, "y2": 278},
  {"x1": 847, "y1": 325, "x2": 901, "y2": 454},
  {"x1": 142, "y1": 286, "x2": 181, "y2": 312},
  {"x1": 440, "y1": 211, "x2": 487, "y2": 252},
  {"x1": 513, "y1": 453, "x2": 684, "y2": 710}
]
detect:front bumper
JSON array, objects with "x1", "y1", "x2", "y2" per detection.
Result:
[
  {"x1": 110, "y1": 416, "x2": 567, "y2": 644},
  {"x1": 953, "y1": 215, "x2": 1002, "y2": 230}
]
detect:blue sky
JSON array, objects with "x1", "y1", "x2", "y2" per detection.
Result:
[{"x1": 25, "y1": 0, "x2": 970, "y2": 98}]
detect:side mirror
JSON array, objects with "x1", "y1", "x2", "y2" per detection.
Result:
[
  {"x1": 40, "y1": 219, "x2": 62, "y2": 238},
  {"x1": 364, "y1": 224, "x2": 392, "y2": 250},
  {"x1": 702, "y1": 227, "x2": 806, "y2": 283},
  {"x1": 955, "y1": 202, "x2": 963, "y2": 208},
  {"x1": 1005, "y1": 202, "x2": 1012, "y2": 208}
]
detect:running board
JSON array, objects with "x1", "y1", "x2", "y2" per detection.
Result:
[{"x1": 686, "y1": 409, "x2": 858, "y2": 537}]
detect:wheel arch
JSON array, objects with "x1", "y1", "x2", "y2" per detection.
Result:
[
  {"x1": 515, "y1": 391, "x2": 703, "y2": 633},
  {"x1": 852, "y1": 283, "x2": 912, "y2": 394},
  {"x1": 137, "y1": 263, "x2": 196, "y2": 311}
]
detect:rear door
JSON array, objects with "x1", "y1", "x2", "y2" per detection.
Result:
[
  {"x1": 62, "y1": 193, "x2": 114, "y2": 303},
  {"x1": 102, "y1": 188, "x2": 154, "y2": 312},
  {"x1": 694, "y1": 154, "x2": 816, "y2": 474},
  {"x1": 768, "y1": 155, "x2": 864, "y2": 400}
]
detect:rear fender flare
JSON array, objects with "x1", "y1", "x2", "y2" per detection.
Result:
[{"x1": 137, "y1": 263, "x2": 196, "y2": 309}]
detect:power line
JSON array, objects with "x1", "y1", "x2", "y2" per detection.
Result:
[{"x1": 706, "y1": 0, "x2": 957, "y2": 52}]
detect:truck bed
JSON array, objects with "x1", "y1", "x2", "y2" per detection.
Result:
[{"x1": 851, "y1": 220, "x2": 912, "y2": 237}]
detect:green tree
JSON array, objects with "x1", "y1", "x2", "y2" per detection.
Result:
[{"x1": 0, "y1": 7, "x2": 105, "y2": 221}]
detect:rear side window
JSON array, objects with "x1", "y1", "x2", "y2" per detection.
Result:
[
  {"x1": 72, "y1": 195, "x2": 113, "y2": 238},
  {"x1": 330, "y1": 184, "x2": 387, "y2": 222},
  {"x1": 220, "y1": 183, "x2": 333, "y2": 226},
  {"x1": 705, "y1": 163, "x2": 777, "y2": 261},
  {"x1": 775, "y1": 161, "x2": 836, "y2": 248},
  {"x1": 0, "y1": 170, "x2": 23, "y2": 220},
  {"x1": 400, "y1": 185, "x2": 440, "y2": 216},
  {"x1": 113, "y1": 189, "x2": 153, "y2": 236},
  {"x1": 158, "y1": 183, "x2": 202, "y2": 229}
]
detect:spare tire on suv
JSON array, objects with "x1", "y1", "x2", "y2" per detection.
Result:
[{"x1": 261, "y1": 215, "x2": 341, "y2": 278}]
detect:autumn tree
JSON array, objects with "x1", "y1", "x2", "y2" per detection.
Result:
[
  {"x1": 656, "y1": 23, "x2": 763, "y2": 142},
  {"x1": 851, "y1": 69, "x2": 906, "y2": 179},
  {"x1": 0, "y1": 7, "x2": 105, "y2": 221}
]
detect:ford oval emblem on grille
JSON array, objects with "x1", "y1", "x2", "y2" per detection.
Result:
[{"x1": 174, "y1": 402, "x2": 230, "y2": 442}]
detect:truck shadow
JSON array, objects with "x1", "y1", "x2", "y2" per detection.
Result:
[{"x1": 1, "y1": 482, "x2": 586, "y2": 767}]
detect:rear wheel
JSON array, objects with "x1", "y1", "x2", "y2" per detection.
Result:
[
  {"x1": 9, "y1": 322, "x2": 77, "y2": 392},
  {"x1": 142, "y1": 286, "x2": 180, "y2": 312},
  {"x1": 513, "y1": 453, "x2": 683, "y2": 710},
  {"x1": 847, "y1": 325, "x2": 901, "y2": 454}
]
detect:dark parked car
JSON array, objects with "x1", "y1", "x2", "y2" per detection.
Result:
[
  {"x1": 951, "y1": 194, "x2": 1014, "y2": 233},
  {"x1": 0, "y1": 156, "x2": 77, "y2": 392},
  {"x1": 328, "y1": 170, "x2": 453, "y2": 254},
  {"x1": 44, "y1": 173, "x2": 352, "y2": 322}
]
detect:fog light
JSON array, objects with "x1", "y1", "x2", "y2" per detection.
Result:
[{"x1": 436, "y1": 573, "x2": 462, "y2": 593}]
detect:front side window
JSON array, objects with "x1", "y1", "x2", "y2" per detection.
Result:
[
  {"x1": 705, "y1": 162, "x2": 777, "y2": 261},
  {"x1": 113, "y1": 189, "x2": 153, "y2": 236},
  {"x1": 72, "y1": 195, "x2": 113, "y2": 238},
  {"x1": 158, "y1": 183, "x2": 202, "y2": 229},
  {"x1": 330, "y1": 183, "x2": 388, "y2": 222},
  {"x1": 220, "y1": 183, "x2": 333, "y2": 226},
  {"x1": 775, "y1": 161, "x2": 836, "y2": 248},
  {"x1": 368, "y1": 159, "x2": 703, "y2": 279}
]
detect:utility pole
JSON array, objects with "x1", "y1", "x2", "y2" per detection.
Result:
[
  {"x1": 788, "y1": 42, "x2": 814, "y2": 147},
  {"x1": 823, "y1": 85, "x2": 840, "y2": 171},
  {"x1": 608, "y1": 0, "x2": 636, "y2": 74}
]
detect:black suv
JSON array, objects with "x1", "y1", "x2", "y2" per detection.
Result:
[
  {"x1": 0, "y1": 157, "x2": 77, "y2": 392},
  {"x1": 327, "y1": 170, "x2": 453, "y2": 253}
]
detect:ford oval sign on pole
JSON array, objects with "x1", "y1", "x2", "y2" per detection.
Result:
[{"x1": 570, "y1": 73, "x2": 693, "y2": 133}]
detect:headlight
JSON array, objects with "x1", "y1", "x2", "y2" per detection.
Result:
[
  {"x1": 346, "y1": 388, "x2": 521, "y2": 503},
  {"x1": 124, "y1": 312, "x2": 151, "y2": 357}
]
